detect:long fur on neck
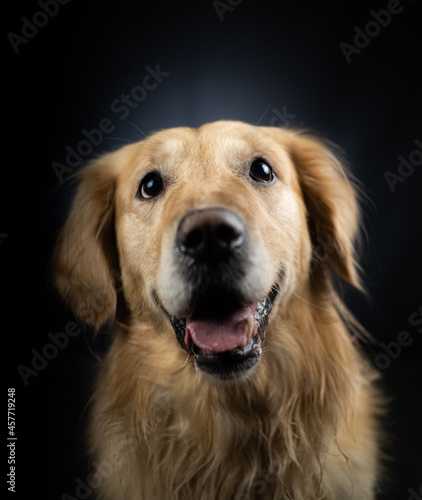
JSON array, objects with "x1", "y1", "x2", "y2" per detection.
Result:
[{"x1": 88, "y1": 287, "x2": 380, "y2": 500}]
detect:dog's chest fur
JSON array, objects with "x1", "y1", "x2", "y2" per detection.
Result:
[{"x1": 89, "y1": 319, "x2": 378, "y2": 500}]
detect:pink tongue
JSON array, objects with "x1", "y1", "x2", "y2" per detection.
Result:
[{"x1": 186, "y1": 306, "x2": 257, "y2": 354}]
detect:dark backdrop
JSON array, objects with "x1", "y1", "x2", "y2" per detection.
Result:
[{"x1": 5, "y1": 0, "x2": 421, "y2": 498}]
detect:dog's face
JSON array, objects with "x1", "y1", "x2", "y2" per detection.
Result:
[
  {"x1": 54, "y1": 121, "x2": 359, "y2": 380},
  {"x1": 116, "y1": 122, "x2": 310, "y2": 379}
]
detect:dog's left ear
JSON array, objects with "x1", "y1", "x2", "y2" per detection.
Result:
[{"x1": 266, "y1": 128, "x2": 362, "y2": 288}]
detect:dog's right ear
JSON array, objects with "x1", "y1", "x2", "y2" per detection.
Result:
[{"x1": 53, "y1": 150, "x2": 125, "y2": 327}]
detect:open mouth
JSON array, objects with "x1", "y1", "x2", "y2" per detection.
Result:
[{"x1": 169, "y1": 286, "x2": 279, "y2": 380}]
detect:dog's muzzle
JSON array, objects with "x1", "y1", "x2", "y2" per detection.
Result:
[{"x1": 166, "y1": 207, "x2": 278, "y2": 380}]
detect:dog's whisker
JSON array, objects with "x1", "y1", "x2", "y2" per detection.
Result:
[
  {"x1": 103, "y1": 137, "x2": 134, "y2": 143},
  {"x1": 124, "y1": 119, "x2": 148, "y2": 137},
  {"x1": 291, "y1": 291, "x2": 326, "y2": 310}
]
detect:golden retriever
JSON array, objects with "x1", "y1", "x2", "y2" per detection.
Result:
[{"x1": 53, "y1": 121, "x2": 383, "y2": 499}]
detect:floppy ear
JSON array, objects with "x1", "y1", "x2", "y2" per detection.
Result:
[
  {"x1": 53, "y1": 152, "x2": 122, "y2": 327},
  {"x1": 268, "y1": 128, "x2": 362, "y2": 289}
]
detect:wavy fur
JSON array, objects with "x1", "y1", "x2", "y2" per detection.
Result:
[{"x1": 53, "y1": 121, "x2": 383, "y2": 499}]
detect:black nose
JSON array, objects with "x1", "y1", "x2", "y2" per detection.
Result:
[{"x1": 177, "y1": 208, "x2": 245, "y2": 262}]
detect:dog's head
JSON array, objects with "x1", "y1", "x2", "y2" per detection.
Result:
[{"x1": 53, "y1": 121, "x2": 360, "y2": 380}]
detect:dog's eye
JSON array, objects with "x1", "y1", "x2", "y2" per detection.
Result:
[
  {"x1": 138, "y1": 172, "x2": 164, "y2": 199},
  {"x1": 249, "y1": 159, "x2": 274, "y2": 183}
]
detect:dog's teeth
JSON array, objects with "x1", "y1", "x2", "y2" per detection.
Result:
[{"x1": 241, "y1": 317, "x2": 254, "y2": 348}]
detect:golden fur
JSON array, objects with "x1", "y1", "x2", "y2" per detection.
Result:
[{"x1": 53, "y1": 121, "x2": 382, "y2": 499}]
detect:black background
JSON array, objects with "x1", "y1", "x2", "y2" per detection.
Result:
[{"x1": 4, "y1": 0, "x2": 422, "y2": 498}]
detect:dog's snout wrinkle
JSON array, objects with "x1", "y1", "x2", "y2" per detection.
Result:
[{"x1": 176, "y1": 208, "x2": 245, "y2": 263}]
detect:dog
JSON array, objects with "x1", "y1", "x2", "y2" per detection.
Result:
[{"x1": 53, "y1": 121, "x2": 383, "y2": 499}]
